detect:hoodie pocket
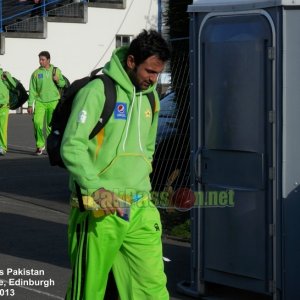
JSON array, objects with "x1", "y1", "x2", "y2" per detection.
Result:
[{"x1": 98, "y1": 153, "x2": 152, "y2": 192}]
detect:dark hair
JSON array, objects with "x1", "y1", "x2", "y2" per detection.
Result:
[
  {"x1": 127, "y1": 30, "x2": 171, "y2": 66},
  {"x1": 38, "y1": 51, "x2": 50, "y2": 60}
]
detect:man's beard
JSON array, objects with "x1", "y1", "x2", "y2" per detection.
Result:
[{"x1": 127, "y1": 67, "x2": 142, "y2": 91}]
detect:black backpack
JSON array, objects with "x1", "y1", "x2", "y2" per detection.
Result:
[
  {"x1": 5, "y1": 75, "x2": 29, "y2": 110},
  {"x1": 47, "y1": 68, "x2": 155, "y2": 169}
]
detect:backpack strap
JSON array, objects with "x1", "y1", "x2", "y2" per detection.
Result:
[
  {"x1": 146, "y1": 92, "x2": 155, "y2": 123},
  {"x1": 52, "y1": 66, "x2": 58, "y2": 85},
  {"x1": 89, "y1": 74, "x2": 117, "y2": 139},
  {"x1": 3, "y1": 71, "x2": 16, "y2": 90},
  {"x1": 74, "y1": 181, "x2": 85, "y2": 212},
  {"x1": 52, "y1": 66, "x2": 60, "y2": 90},
  {"x1": 90, "y1": 67, "x2": 103, "y2": 77},
  {"x1": 52, "y1": 66, "x2": 57, "y2": 76}
]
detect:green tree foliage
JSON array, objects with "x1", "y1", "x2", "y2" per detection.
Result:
[{"x1": 167, "y1": 0, "x2": 192, "y2": 38}]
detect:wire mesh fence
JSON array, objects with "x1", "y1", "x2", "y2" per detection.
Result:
[
  {"x1": 151, "y1": 37, "x2": 190, "y2": 196},
  {"x1": 151, "y1": 37, "x2": 191, "y2": 239}
]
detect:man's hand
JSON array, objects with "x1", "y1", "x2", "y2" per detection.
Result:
[
  {"x1": 53, "y1": 74, "x2": 59, "y2": 83},
  {"x1": 27, "y1": 106, "x2": 33, "y2": 114},
  {"x1": 93, "y1": 188, "x2": 124, "y2": 216}
]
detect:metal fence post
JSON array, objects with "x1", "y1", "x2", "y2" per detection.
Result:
[
  {"x1": 42, "y1": 0, "x2": 46, "y2": 16},
  {"x1": 158, "y1": 0, "x2": 162, "y2": 33},
  {"x1": 0, "y1": 0, "x2": 3, "y2": 33}
]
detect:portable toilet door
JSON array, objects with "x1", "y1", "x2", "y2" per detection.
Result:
[
  {"x1": 182, "y1": 1, "x2": 278, "y2": 299},
  {"x1": 183, "y1": 1, "x2": 300, "y2": 299},
  {"x1": 197, "y1": 12, "x2": 274, "y2": 295}
]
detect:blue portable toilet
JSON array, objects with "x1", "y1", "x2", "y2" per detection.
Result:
[{"x1": 181, "y1": 1, "x2": 300, "y2": 299}]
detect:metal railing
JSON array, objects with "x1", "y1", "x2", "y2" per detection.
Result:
[
  {"x1": 0, "y1": 0, "x2": 86, "y2": 32},
  {"x1": 151, "y1": 38, "x2": 191, "y2": 193},
  {"x1": 47, "y1": 1, "x2": 85, "y2": 17},
  {"x1": 0, "y1": 0, "x2": 126, "y2": 33}
]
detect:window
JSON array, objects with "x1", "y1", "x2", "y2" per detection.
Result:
[
  {"x1": 88, "y1": 0, "x2": 126, "y2": 9},
  {"x1": 116, "y1": 35, "x2": 132, "y2": 48}
]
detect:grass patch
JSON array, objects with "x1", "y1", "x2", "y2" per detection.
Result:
[{"x1": 159, "y1": 209, "x2": 191, "y2": 241}]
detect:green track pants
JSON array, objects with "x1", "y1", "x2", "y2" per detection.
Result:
[
  {"x1": 32, "y1": 100, "x2": 58, "y2": 148},
  {"x1": 65, "y1": 198, "x2": 169, "y2": 300},
  {"x1": 0, "y1": 105, "x2": 9, "y2": 151}
]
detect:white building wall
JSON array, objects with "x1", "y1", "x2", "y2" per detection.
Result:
[{"x1": 1, "y1": 0, "x2": 158, "y2": 101}]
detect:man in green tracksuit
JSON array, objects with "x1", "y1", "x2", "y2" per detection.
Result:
[
  {"x1": 0, "y1": 68, "x2": 17, "y2": 156},
  {"x1": 28, "y1": 51, "x2": 66, "y2": 155},
  {"x1": 61, "y1": 30, "x2": 171, "y2": 299}
]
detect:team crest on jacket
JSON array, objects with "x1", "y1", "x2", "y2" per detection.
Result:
[
  {"x1": 145, "y1": 109, "x2": 151, "y2": 118},
  {"x1": 114, "y1": 102, "x2": 127, "y2": 120},
  {"x1": 77, "y1": 110, "x2": 87, "y2": 123},
  {"x1": 38, "y1": 74, "x2": 43, "y2": 79}
]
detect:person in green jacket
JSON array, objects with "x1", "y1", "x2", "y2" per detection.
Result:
[
  {"x1": 61, "y1": 30, "x2": 171, "y2": 300},
  {"x1": 28, "y1": 51, "x2": 66, "y2": 155},
  {"x1": 0, "y1": 68, "x2": 17, "y2": 156}
]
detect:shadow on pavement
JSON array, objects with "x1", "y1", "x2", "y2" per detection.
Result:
[
  {"x1": 0, "y1": 212, "x2": 69, "y2": 268},
  {"x1": 0, "y1": 156, "x2": 70, "y2": 206}
]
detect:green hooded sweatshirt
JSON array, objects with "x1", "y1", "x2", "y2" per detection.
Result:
[
  {"x1": 28, "y1": 64, "x2": 66, "y2": 106},
  {"x1": 0, "y1": 69, "x2": 17, "y2": 106},
  {"x1": 61, "y1": 47, "x2": 160, "y2": 198}
]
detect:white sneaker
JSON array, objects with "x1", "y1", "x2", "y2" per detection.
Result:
[
  {"x1": 0, "y1": 147, "x2": 6, "y2": 156},
  {"x1": 35, "y1": 146, "x2": 45, "y2": 156}
]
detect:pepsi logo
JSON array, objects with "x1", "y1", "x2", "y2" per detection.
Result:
[{"x1": 118, "y1": 104, "x2": 125, "y2": 113}]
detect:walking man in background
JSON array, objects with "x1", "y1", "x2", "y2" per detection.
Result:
[
  {"x1": 61, "y1": 29, "x2": 171, "y2": 299},
  {"x1": 0, "y1": 67, "x2": 16, "y2": 156},
  {"x1": 27, "y1": 51, "x2": 66, "y2": 155}
]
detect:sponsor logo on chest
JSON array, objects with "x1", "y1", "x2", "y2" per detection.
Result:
[{"x1": 114, "y1": 102, "x2": 127, "y2": 120}]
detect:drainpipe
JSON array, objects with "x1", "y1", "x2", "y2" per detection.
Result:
[
  {"x1": 158, "y1": 0, "x2": 162, "y2": 33},
  {"x1": 0, "y1": 0, "x2": 2, "y2": 33},
  {"x1": 42, "y1": 0, "x2": 46, "y2": 16}
]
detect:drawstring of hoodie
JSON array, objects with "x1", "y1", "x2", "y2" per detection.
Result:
[
  {"x1": 138, "y1": 93, "x2": 143, "y2": 151},
  {"x1": 122, "y1": 87, "x2": 144, "y2": 152},
  {"x1": 122, "y1": 87, "x2": 136, "y2": 151}
]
